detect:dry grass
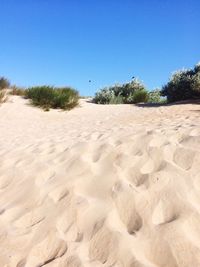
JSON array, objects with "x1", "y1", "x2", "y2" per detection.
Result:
[
  {"x1": 10, "y1": 86, "x2": 25, "y2": 96},
  {"x1": 0, "y1": 90, "x2": 7, "y2": 104}
]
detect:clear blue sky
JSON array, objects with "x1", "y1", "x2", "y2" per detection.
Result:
[{"x1": 0, "y1": 0, "x2": 199, "y2": 95}]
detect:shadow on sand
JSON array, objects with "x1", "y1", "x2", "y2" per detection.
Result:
[
  {"x1": 84, "y1": 98, "x2": 200, "y2": 108},
  {"x1": 135, "y1": 99, "x2": 200, "y2": 108}
]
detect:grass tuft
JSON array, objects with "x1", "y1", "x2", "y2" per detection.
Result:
[
  {"x1": 10, "y1": 85, "x2": 26, "y2": 96},
  {"x1": 25, "y1": 86, "x2": 79, "y2": 111},
  {"x1": 0, "y1": 90, "x2": 7, "y2": 104}
]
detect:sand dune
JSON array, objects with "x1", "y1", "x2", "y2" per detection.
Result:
[{"x1": 1, "y1": 95, "x2": 200, "y2": 266}]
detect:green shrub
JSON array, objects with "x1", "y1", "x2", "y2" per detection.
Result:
[
  {"x1": 147, "y1": 89, "x2": 167, "y2": 104},
  {"x1": 161, "y1": 62, "x2": 200, "y2": 102},
  {"x1": 109, "y1": 94, "x2": 124, "y2": 104},
  {"x1": 93, "y1": 79, "x2": 147, "y2": 104},
  {"x1": 93, "y1": 87, "x2": 115, "y2": 104},
  {"x1": 53, "y1": 87, "x2": 79, "y2": 109},
  {"x1": 122, "y1": 80, "x2": 146, "y2": 102},
  {"x1": 148, "y1": 89, "x2": 161, "y2": 103},
  {"x1": 0, "y1": 77, "x2": 10, "y2": 90},
  {"x1": 26, "y1": 86, "x2": 55, "y2": 109},
  {"x1": 131, "y1": 89, "x2": 148, "y2": 103},
  {"x1": 25, "y1": 86, "x2": 79, "y2": 110}
]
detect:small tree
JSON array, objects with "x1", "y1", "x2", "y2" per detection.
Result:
[{"x1": 161, "y1": 62, "x2": 200, "y2": 102}]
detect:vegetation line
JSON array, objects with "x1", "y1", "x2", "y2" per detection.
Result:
[{"x1": 0, "y1": 61, "x2": 200, "y2": 109}]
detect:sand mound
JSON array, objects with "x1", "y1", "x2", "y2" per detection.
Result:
[{"x1": 1, "y1": 96, "x2": 200, "y2": 266}]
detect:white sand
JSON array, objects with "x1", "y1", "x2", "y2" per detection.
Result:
[{"x1": 1, "y1": 95, "x2": 200, "y2": 266}]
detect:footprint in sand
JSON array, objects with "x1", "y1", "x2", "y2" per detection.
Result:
[
  {"x1": 64, "y1": 255, "x2": 82, "y2": 267},
  {"x1": 48, "y1": 186, "x2": 69, "y2": 203},
  {"x1": 26, "y1": 232, "x2": 68, "y2": 267},
  {"x1": 182, "y1": 213, "x2": 200, "y2": 247},
  {"x1": 112, "y1": 181, "x2": 143, "y2": 234},
  {"x1": 2, "y1": 206, "x2": 24, "y2": 223},
  {"x1": 141, "y1": 237, "x2": 178, "y2": 267},
  {"x1": 152, "y1": 198, "x2": 178, "y2": 225},
  {"x1": 127, "y1": 169, "x2": 149, "y2": 188},
  {"x1": 140, "y1": 158, "x2": 154, "y2": 174},
  {"x1": 173, "y1": 147, "x2": 195, "y2": 170},
  {"x1": 6, "y1": 254, "x2": 26, "y2": 267},
  {"x1": 90, "y1": 132, "x2": 103, "y2": 141},
  {"x1": 89, "y1": 226, "x2": 118, "y2": 264},
  {"x1": 181, "y1": 135, "x2": 200, "y2": 150},
  {"x1": 35, "y1": 169, "x2": 56, "y2": 187},
  {"x1": 56, "y1": 195, "x2": 83, "y2": 242},
  {"x1": 14, "y1": 207, "x2": 45, "y2": 228}
]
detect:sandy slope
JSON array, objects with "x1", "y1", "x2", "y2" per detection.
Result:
[{"x1": 1, "y1": 96, "x2": 200, "y2": 267}]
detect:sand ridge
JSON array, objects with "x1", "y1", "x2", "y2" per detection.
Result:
[{"x1": 1, "y1": 96, "x2": 200, "y2": 266}]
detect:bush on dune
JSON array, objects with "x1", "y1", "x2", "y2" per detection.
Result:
[
  {"x1": 53, "y1": 88, "x2": 79, "y2": 110},
  {"x1": 93, "y1": 87, "x2": 115, "y2": 104},
  {"x1": 120, "y1": 80, "x2": 146, "y2": 103},
  {"x1": 25, "y1": 86, "x2": 79, "y2": 111},
  {"x1": 93, "y1": 79, "x2": 148, "y2": 104},
  {"x1": 161, "y1": 62, "x2": 200, "y2": 102},
  {"x1": 0, "y1": 77, "x2": 10, "y2": 90},
  {"x1": 109, "y1": 94, "x2": 124, "y2": 104},
  {"x1": 147, "y1": 89, "x2": 167, "y2": 104},
  {"x1": 131, "y1": 89, "x2": 148, "y2": 103},
  {"x1": 26, "y1": 86, "x2": 55, "y2": 108}
]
